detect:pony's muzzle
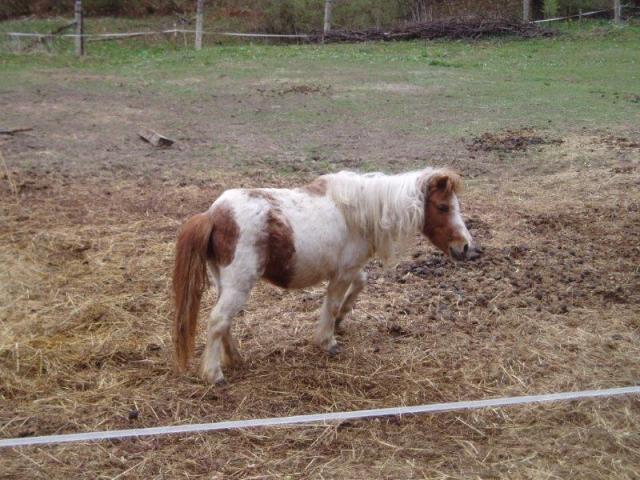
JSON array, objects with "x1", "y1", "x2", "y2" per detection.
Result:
[{"x1": 450, "y1": 243, "x2": 482, "y2": 261}]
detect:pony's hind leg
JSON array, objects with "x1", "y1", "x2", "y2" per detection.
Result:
[
  {"x1": 206, "y1": 262, "x2": 242, "y2": 368},
  {"x1": 201, "y1": 286, "x2": 250, "y2": 384},
  {"x1": 335, "y1": 270, "x2": 367, "y2": 330}
]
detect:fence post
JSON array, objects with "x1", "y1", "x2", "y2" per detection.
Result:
[
  {"x1": 614, "y1": 0, "x2": 621, "y2": 23},
  {"x1": 195, "y1": 0, "x2": 204, "y2": 50},
  {"x1": 323, "y1": 0, "x2": 334, "y2": 37},
  {"x1": 74, "y1": 0, "x2": 84, "y2": 56},
  {"x1": 523, "y1": 0, "x2": 531, "y2": 23}
]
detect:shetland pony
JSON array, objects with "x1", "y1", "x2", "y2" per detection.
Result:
[{"x1": 173, "y1": 168, "x2": 480, "y2": 384}]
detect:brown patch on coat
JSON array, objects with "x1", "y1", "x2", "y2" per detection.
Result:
[
  {"x1": 260, "y1": 208, "x2": 296, "y2": 288},
  {"x1": 210, "y1": 204, "x2": 240, "y2": 267},
  {"x1": 422, "y1": 170, "x2": 464, "y2": 255},
  {"x1": 300, "y1": 177, "x2": 327, "y2": 196}
]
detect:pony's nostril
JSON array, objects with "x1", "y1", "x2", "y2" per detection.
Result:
[{"x1": 463, "y1": 244, "x2": 469, "y2": 254}]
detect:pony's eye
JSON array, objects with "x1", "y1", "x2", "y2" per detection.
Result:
[{"x1": 437, "y1": 205, "x2": 449, "y2": 213}]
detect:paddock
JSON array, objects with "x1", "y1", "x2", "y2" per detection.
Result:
[{"x1": 1, "y1": 26, "x2": 639, "y2": 478}]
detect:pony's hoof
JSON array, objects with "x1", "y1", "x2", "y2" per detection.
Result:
[
  {"x1": 201, "y1": 367, "x2": 225, "y2": 385},
  {"x1": 214, "y1": 378, "x2": 228, "y2": 387},
  {"x1": 327, "y1": 344, "x2": 341, "y2": 357}
]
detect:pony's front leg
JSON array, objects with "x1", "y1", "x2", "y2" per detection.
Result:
[
  {"x1": 313, "y1": 279, "x2": 350, "y2": 355},
  {"x1": 335, "y1": 270, "x2": 367, "y2": 330},
  {"x1": 201, "y1": 287, "x2": 249, "y2": 385}
]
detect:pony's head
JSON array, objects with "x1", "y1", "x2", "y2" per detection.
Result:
[{"x1": 421, "y1": 170, "x2": 481, "y2": 261}]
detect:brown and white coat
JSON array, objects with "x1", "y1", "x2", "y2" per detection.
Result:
[{"x1": 173, "y1": 168, "x2": 478, "y2": 384}]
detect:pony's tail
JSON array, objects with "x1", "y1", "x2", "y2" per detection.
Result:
[{"x1": 172, "y1": 212, "x2": 215, "y2": 372}]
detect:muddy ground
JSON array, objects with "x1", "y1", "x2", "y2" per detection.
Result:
[{"x1": 1, "y1": 71, "x2": 639, "y2": 478}]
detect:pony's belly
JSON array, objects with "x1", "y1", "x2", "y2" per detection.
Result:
[
  {"x1": 288, "y1": 259, "x2": 335, "y2": 288},
  {"x1": 260, "y1": 247, "x2": 337, "y2": 289},
  {"x1": 286, "y1": 233, "x2": 343, "y2": 288}
]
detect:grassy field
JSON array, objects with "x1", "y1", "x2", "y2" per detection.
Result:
[{"x1": 1, "y1": 20, "x2": 639, "y2": 479}]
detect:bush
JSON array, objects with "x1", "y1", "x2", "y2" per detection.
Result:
[
  {"x1": 556, "y1": 0, "x2": 611, "y2": 16},
  {"x1": 0, "y1": 0, "x2": 31, "y2": 19},
  {"x1": 0, "y1": 0, "x2": 194, "y2": 19},
  {"x1": 0, "y1": 0, "x2": 627, "y2": 26},
  {"x1": 262, "y1": 0, "x2": 323, "y2": 34},
  {"x1": 332, "y1": 0, "x2": 405, "y2": 30},
  {"x1": 544, "y1": 0, "x2": 559, "y2": 17},
  {"x1": 261, "y1": 0, "x2": 405, "y2": 34}
]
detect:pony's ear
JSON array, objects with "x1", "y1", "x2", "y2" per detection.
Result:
[{"x1": 427, "y1": 170, "x2": 463, "y2": 195}]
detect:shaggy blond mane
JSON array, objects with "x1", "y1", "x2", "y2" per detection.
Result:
[{"x1": 323, "y1": 168, "x2": 460, "y2": 264}]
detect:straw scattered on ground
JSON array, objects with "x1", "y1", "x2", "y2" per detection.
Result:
[{"x1": 1, "y1": 34, "x2": 639, "y2": 476}]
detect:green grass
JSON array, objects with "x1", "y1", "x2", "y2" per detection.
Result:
[{"x1": 1, "y1": 19, "x2": 639, "y2": 138}]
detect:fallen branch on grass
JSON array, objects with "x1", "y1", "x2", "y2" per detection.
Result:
[
  {"x1": 317, "y1": 19, "x2": 553, "y2": 43},
  {"x1": 0, "y1": 127, "x2": 33, "y2": 136}
]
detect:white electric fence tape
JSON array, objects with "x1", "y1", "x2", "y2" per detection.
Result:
[
  {"x1": 1, "y1": 29, "x2": 310, "y2": 39},
  {"x1": 533, "y1": 8, "x2": 613, "y2": 23},
  {"x1": 1, "y1": 386, "x2": 638, "y2": 448}
]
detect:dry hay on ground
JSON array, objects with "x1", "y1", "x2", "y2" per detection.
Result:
[{"x1": 0, "y1": 127, "x2": 639, "y2": 478}]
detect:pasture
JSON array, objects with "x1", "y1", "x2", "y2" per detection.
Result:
[{"x1": 1, "y1": 21, "x2": 639, "y2": 478}]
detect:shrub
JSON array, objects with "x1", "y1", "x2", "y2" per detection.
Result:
[
  {"x1": 544, "y1": 0, "x2": 559, "y2": 17},
  {"x1": 262, "y1": 0, "x2": 323, "y2": 34},
  {"x1": 556, "y1": 0, "x2": 611, "y2": 16}
]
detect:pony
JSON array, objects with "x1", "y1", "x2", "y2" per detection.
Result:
[{"x1": 172, "y1": 167, "x2": 480, "y2": 384}]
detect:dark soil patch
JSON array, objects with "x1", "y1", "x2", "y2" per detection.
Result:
[
  {"x1": 396, "y1": 242, "x2": 635, "y2": 317},
  {"x1": 395, "y1": 205, "x2": 640, "y2": 317},
  {"x1": 599, "y1": 135, "x2": 640, "y2": 149},
  {"x1": 468, "y1": 129, "x2": 563, "y2": 153},
  {"x1": 610, "y1": 163, "x2": 637, "y2": 174},
  {"x1": 624, "y1": 93, "x2": 640, "y2": 104},
  {"x1": 257, "y1": 83, "x2": 331, "y2": 97}
]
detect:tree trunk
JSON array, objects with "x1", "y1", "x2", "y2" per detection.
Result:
[
  {"x1": 323, "y1": 0, "x2": 333, "y2": 36},
  {"x1": 195, "y1": 0, "x2": 204, "y2": 50},
  {"x1": 523, "y1": 0, "x2": 531, "y2": 23},
  {"x1": 74, "y1": 1, "x2": 84, "y2": 56}
]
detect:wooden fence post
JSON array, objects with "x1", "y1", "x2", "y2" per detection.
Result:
[
  {"x1": 74, "y1": 0, "x2": 84, "y2": 56},
  {"x1": 614, "y1": 0, "x2": 621, "y2": 23},
  {"x1": 523, "y1": 0, "x2": 531, "y2": 23},
  {"x1": 195, "y1": 0, "x2": 204, "y2": 50},
  {"x1": 323, "y1": 0, "x2": 334, "y2": 37}
]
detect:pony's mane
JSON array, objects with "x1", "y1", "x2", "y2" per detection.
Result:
[{"x1": 323, "y1": 168, "x2": 457, "y2": 264}]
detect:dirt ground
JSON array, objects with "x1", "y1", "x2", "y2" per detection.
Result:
[{"x1": 1, "y1": 65, "x2": 640, "y2": 478}]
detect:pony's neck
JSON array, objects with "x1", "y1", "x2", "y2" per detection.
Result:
[{"x1": 328, "y1": 170, "x2": 429, "y2": 263}]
